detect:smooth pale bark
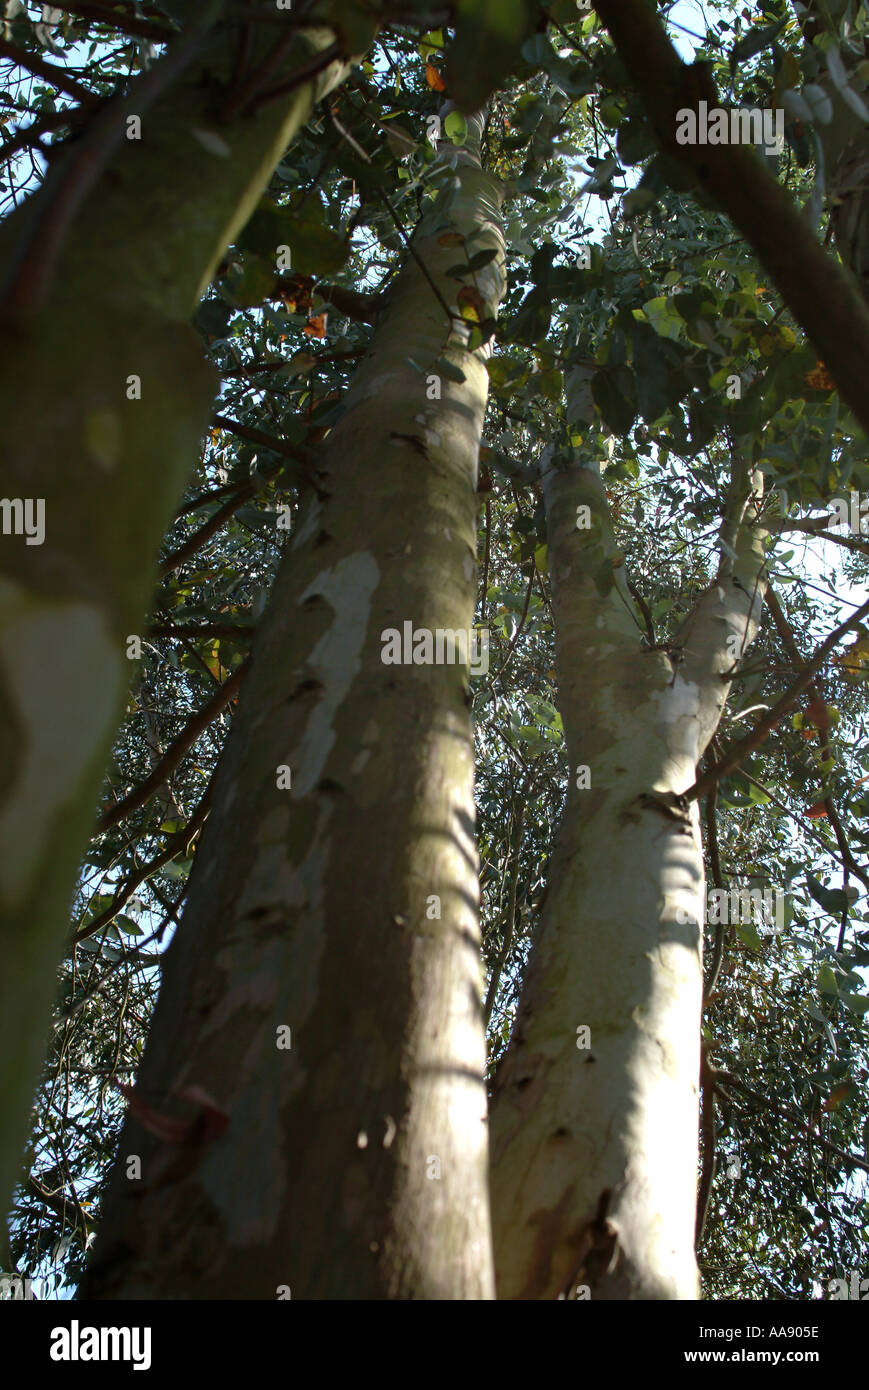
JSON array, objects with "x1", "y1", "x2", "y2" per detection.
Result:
[
  {"x1": 0, "y1": 10, "x2": 361, "y2": 1224},
  {"x1": 83, "y1": 116, "x2": 506, "y2": 1300},
  {"x1": 488, "y1": 450, "x2": 767, "y2": 1299}
]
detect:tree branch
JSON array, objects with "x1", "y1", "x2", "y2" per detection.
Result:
[
  {"x1": 0, "y1": 39, "x2": 101, "y2": 109},
  {"x1": 97, "y1": 660, "x2": 249, "y2": 833},
  {"x1": 47, "y1": 1, "x2": 175, "y2": 42},
  {"x1": 593, "y1": 0, "x2": 869, "y2": 437},
  {"x1": 158, "y1": 481, "x2": 257, "y2": 577},
  {"x1": 75, "y1": 786, "x2": 215, "y2": 945},
  {"x1": 715, "y1": 1072, "x2": 869, "y2": 1175},
  {"x1": 686, "y1": 594, "x2": 869, "y2": 801}
]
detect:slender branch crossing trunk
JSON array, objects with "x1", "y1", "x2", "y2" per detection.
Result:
[
  {"x1": 0, "y1": 8, "x2": 361, "y2": 1222},
  {"x1": 488, "y1": 449, "x2": 768, "y2": 1299},
  {"x1": 83, "y1": 114, "x2": 506, "y2": 1299}
]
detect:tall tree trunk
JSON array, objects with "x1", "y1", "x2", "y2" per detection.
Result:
[
  {"x1": 83, "y1": 113, "x2": 506, "y2": 1300},
  {"x1": 0, "y1": 8, "x2": 361, "y2": 1223},
  {"x1": 488, "y1": 448, "x2": 768, "y2": 1299}
]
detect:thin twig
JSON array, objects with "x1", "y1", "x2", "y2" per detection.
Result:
[
  {"x1": 687, "y1": 595, "x2": 869, "y2": 802},
  {"x1": 97, "y1": 660, "x2": 249, "y2": 832}
]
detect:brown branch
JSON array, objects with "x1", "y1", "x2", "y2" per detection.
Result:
[
  {"x1": 0, "y1": 39, "x2": 101, "y2": 109},
  {"x1": 764, "y1": 586, "x2": 868, "y2": 912},
  {"x1": 480, "y1": 495, "x2": 491, "y2": 620},
  {"x1": 489, "y1": 562, "x2": 535, "y2": 685},
  {"x1": 696, "y1": 1046, "x2": 718, "y2": 1247},
  {"x1": 220, "y1": 349, "x2": 363, "y2": 378},
  {"x1": 484, "y1": 786, "x2": 529, "y2": 1024},
  {"x1": 312, "y1": 281, "x2": 378, "y2": 323},
  {"x1": 173, "y1": 477, "x2": 250, "y2": 519},
  {"x1": 0, "y1": 106, "x2": 89, "y2": 162},
  {"x1": 686, "y1": 594, "x2": 869, "y2": 802},
  {"x1": 97, "y1": 660, "x2": 249, "y2": 832},
  {"x1": 147, "y1": 622, "x2": 255, "y2": 641},
  {"x1": 793, "y1": 528, "x2": 869, "y2": 560},
  {"x1": 158, "y1": 482, "x2": 257, "y2": 577},
  {"x1": 716, "y1": 1072, "x2": 869, "y2": 1175},
  {"x1": 211, "y1": 412, "x2": 313, "y2": 467},
  {"x1": 158, "y1": 411, "x2": 317, "y2": 573},
  {"x1": 593, "y1": 0, "x2": 869, "y2": 437},
  {"x1": 245, "y1": 39, "x2": 344, "y2": 116},
  {"x1": 48, "y1": 1, "x2": 175, "y2": 42},
  {"x1": 25, "y1": 1175, "x2": 85, "y2": 1230},
  {"x1": 74, "y1": 786, "x2": 215, "y2": 944}
]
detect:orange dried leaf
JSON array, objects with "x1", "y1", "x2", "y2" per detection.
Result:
[
  {"x1": 303, "y1": 313, "x2": 327, "y2": 339},
  {"x1": 804, "y1": 698, "x2": 829, "y2": 726},
  {"x1": 805, "y1": 361, "x2": 836, "y2": 390},
  {"x1": 805, "y1": 801, "x2": 828, "y2": 819},
  {"x1": 437, "y1": 231, "x2": 465, "y2": 247},
  {"x1": 425, "y1": 62, "x2": 446, "y2": 91},
  {"x1": 457, "y1": 285, "x2": 485, "y2": 323},
  {"x1": 824, "y1": 1081, "x2": 857, "y2": 1112}
]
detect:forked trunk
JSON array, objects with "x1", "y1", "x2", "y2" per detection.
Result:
[{"x1": 489, "y1": 448, "x2": 767, "y2": 1299}]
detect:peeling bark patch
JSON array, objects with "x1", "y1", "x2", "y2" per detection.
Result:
[
  {"x1": 292, "y1": 553, "x2": 380, "y2": 797},
  {"x1": 518, "y1": 1184, "x2": 579, "y2": 1300},
  {"x1": 199, "y1": 803, "x2": 335, "y2": 1244},
  {"x1": 0, "y1": 580, "x2": 123, "y2": 907}
]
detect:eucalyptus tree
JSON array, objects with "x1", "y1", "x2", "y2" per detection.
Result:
[{"x1": 3, "y1": 0, "x2": 869, "y2": 1303}]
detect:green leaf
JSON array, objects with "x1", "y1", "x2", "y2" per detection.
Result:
[
  {"x1": 841, "y1": 992, "x2": 869, "y2": 1017},
  {"x1": 632, "y1": 323, "x2": 678, "y2": 423},
  {"x1": 468, "y1": 247, "x2": 500, "y2": 271},
  {"x1": 228, "y1": 257, "x2": 275, "y2": 308},
  {"x1": 617, "y1": 119, "x2": 658, "y2": 166},
  {"x1": 731, "y1": 18, "x2": 787, "y2": 65},
  {"x1": 240, "y1": 198, "x2": 348, "y2": 278},
  {"x1": 592, "y1": 365, "x2": 637, "y2": 435},
  {"x1": 806, "y1": 872, "x2": 850, "y2": 917},
  {"x1": 736, "y1": 920, "x2": 763, "y2": 951},
  {"x1": 195, "y1": 298, "x2": 232, "y2": 338},
  {"x1": 161, "y1": 857, "x2": 193, "y2": 881},
  {"x1": 318, "y1": 0, "x2": 380, "y2": 53},
  {"x1": 114, "y1": 914, "x2": 143, "y2": 937},
  {"x1": 817, "y1": 962, "x2": 839, "y2": 995},
  {"x1": 641, "y1": 296, "x2": 684, "y2": 342},
  {"x1": 538, "y1": 368, "x2": 563, "y2": 401},
  {"x1": 434, "y1": 356, "x2": 467, "y2": 383},
  {"x1": 806, "y1": 1000, "x2": 837, "y2": 1050},
  {"x1": 444, "y1": 110, "x2": 468, "y2": 145}
]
